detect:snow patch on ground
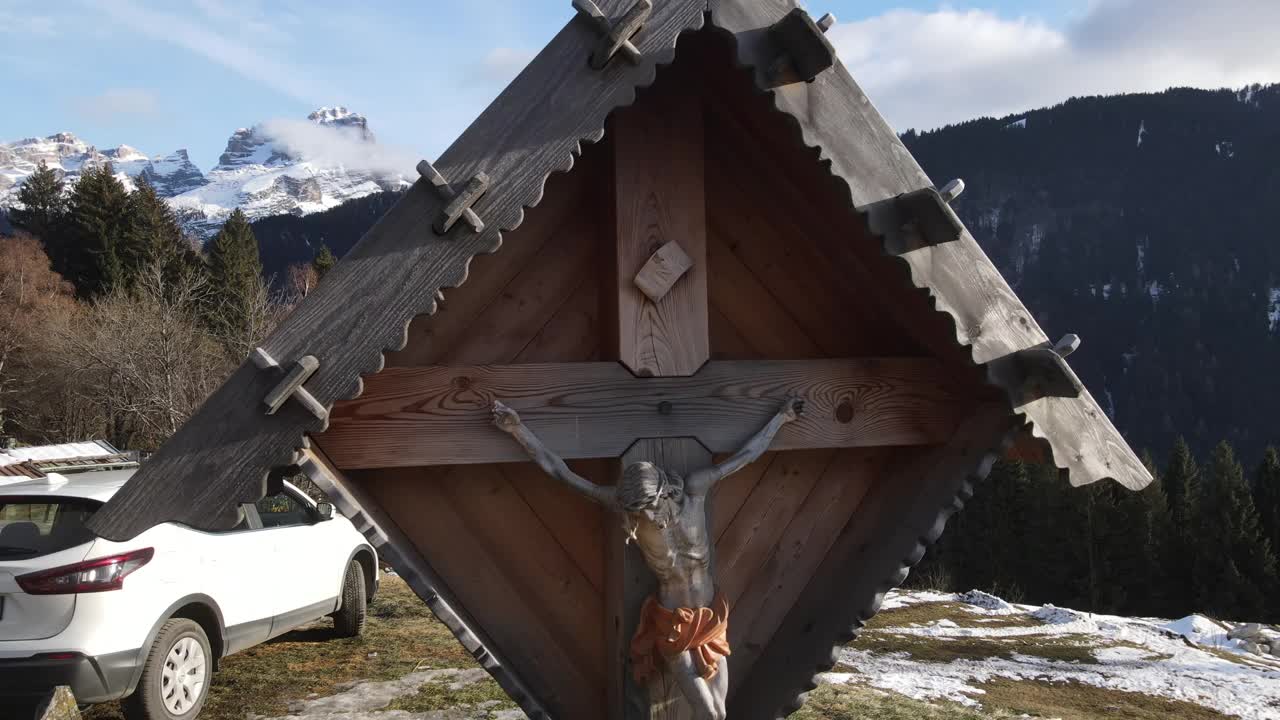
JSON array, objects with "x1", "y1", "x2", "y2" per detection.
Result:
[
  {"x1": 1136, "y1": 120, "x2": 1147, "y2": 148},
  {"x1": 1268, "y1": 288, "x2": 1280, "y2": 332},
  {"x1": 1005, "y1": 117, "x2": 1027, "y2": 130},
  {"x1": 257, "y1": 668, "x2": 518, "y2": 720},
  {"x1": 839, "y1": 590, "x2": 1280, "y2": 720},
  {"x1": 956, "y1": 590, "x2": 1016, "y2": 614}
]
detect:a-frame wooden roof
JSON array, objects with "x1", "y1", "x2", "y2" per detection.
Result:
[{"x1": 89, "y1": 1, "x2": 1150, "y2": 716}]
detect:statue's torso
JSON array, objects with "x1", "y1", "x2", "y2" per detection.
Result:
[{"x1": 632, "y1": 492, "x2": 716, "y2": 609}]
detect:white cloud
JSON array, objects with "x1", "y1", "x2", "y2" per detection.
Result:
[
  {"x1": 74, "y1": 88, "x2": 161, "y2": 123},
  {"x1": 87, "y1": 0, "x2": 333, "y2": 106},
  {"x1": 259, "y1": 117, "x2": 417, "y2": 177},
  {"x1": 478, "y1": 47, "x2": 538, "y2": 84},
  {"x1": 827, "y1": 0, "x2": 1280, "y2": 131},
  {"x1": 0, "y1": 9, "x2": 57, "y2": 36}
]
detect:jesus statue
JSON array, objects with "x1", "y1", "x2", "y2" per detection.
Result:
[{"x1": 491, "y1": 396, "x2": 805, "y2": 720}]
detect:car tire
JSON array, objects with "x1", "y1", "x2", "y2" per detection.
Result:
[
  {"x1": 332, "y1": 559, "x2": 367, "y2": 638},
  {"x1": 123, "y1": 618, "x2": 211, "y2": 720}
]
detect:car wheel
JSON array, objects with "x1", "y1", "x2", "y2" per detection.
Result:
[
  {"x1": 332, "y1": 559, "x2": 367, "y2": 638},
  {"x1": 123, "y1": 618, "x2": 211, "y2": 720}
]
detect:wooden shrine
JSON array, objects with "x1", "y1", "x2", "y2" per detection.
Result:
[{"x1": 89, "y1": 2, "x2": 1151, "y2": 718}]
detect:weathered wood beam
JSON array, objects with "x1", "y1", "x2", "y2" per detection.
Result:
[
  {"x1": 297, "y1": 446, "x2": 552, "y2": 719},
  {"x1": 314, "y1": 359, "x2": 968, "y2": 469},
  {"x1": 611, "y1": 75, "x2": 708, "y2": 377}
]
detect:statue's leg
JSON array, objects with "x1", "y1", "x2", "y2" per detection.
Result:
[
  {"x1": 670, "y1": 651, "x2": 721, "y2": 720},
  {"x1": 710, "y1": 657, "x2": 728, "y2": 718}
]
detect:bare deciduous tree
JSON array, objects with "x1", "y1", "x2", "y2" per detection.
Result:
[
  {"x1": 0, "y1": 233, "x2": 77, "y2": 440},
  {"x1": 58, "y1": 260, "x2": 233, "y2": 449}
]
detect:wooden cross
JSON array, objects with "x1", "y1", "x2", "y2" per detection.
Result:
[{"x1": 315, "y1": 80, "x2": 971, "y2": 720}]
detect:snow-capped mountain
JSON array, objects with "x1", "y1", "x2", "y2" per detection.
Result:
[
  {"x1": 0, "y1": 107, "x2": 411, "y2": 238},
  {"x1": 0, "y1": 132, "x2": 205, "y2": 202},
  {"x1": 169, "y1": 107, "x2": 409, "y2": 236}
]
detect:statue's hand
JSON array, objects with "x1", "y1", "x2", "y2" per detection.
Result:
[
  {"x1": 781, "y1": 395, "x2": 805, "y2": 422},
  {"x1": 491, "y1": 400, "x2": 521, "y2": 432}
]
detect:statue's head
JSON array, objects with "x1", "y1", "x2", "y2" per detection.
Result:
[{"x1": 618, "y1": 461, "x2": 681, "y2": 526}]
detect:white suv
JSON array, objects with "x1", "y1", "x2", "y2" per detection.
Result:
[{"x1": 0, "y1": 469, "x2": 377, "y2": 719}]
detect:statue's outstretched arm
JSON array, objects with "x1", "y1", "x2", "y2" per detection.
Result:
[
  {"x1": 492, "y1": 401, "x2": 619, "y2": 509},
  {"x1": 686, "y1": 396, "x2": 805, "y2": 496}
]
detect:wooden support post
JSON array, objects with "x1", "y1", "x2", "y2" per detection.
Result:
[
  {"x1": 612, "y1": 77, "x2": 707, "y2": 378},
  {"x1": 606, "y1": 72, "x2": 712, "y2": 720}
]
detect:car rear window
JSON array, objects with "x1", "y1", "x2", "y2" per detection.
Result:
[{"x1": 0, "y1": 496, "x2": 101, "y2": 559}]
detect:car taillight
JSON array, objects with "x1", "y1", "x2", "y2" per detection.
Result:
[{"x1": 16, "y1": 547, "x2": 154, "y2": 595}]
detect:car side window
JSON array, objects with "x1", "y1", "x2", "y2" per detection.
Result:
[{"x1": 255, "y1": 491, "x2": 312, "y2": 528}]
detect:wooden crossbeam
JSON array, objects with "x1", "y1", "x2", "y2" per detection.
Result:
[{"x1": 314, "y1": 359, "x2": 968, "y2": 469}]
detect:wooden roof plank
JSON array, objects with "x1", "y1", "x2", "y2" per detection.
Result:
[{"x1": 708, "y1": 0, "x2": 1150, "y2": 492}]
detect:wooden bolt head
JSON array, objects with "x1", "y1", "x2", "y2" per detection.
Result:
[
  {"x1": 816, "y1": 13, "x2": 836, "y2": 32},
  {"x1": 940, "y1": 178, "x2": 965, "y2": 203},
  {"x1": 633, "y1": 241, "x2": 694, "y2": 303}
]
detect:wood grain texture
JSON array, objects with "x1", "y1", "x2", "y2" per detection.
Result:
[
  {"x1": 315, "y1": 359, "x2": 967, "y2": 468},
  {"x1": 389, "y1": 148, "x2": 603, "y2": 367},
  {"x1": 437, "y1": 213, "x2": 598, "y2": 365},
  {"x1": 707, "y1": 0, "x2": 1149, "y2": 491},
  {"x1": 710, "y1": 452, "x2": 774, "y2": 544},
  {"x1": 442, "y1": 465, "x2": 605, "y2": 691},
  {"x1": 612, "y1": 76, "x2": 708, "y2": 377},
  {"x1": 502, "y1": 459, "x2": 609, "y2": 596},
  {"x1": 707, "y1": 232, "x2": 822, "y2": 359},
  {"x1": 89, "y1": 0, "x2": 708, "y2": 541},
  {"x1": 726, "y1": 448, "x2": 886, "y2": 693},
  {"x1": 714, "y1": 449, "x2": 835, "y2": 607},
  {"x1": 727, "y1": 406, "x2": 1017, "y2": 719},
  {"x1": 297, "y1": 447, "x2": 551, "y2": 719},
  {"x1": 634, "y1": 240, "x2": 694, "y2": 303},
  {"x1": 703, "y1": 112, "x2": 913, "y2": 357},
  {"x1": 365, "y1": 466, "x2": 602, "y2": 719}
]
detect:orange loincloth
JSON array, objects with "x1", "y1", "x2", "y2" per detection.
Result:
[{"x1": 629, "y1": 592, "x2": 730, "y2": 685}]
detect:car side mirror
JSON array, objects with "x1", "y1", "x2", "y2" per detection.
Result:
[{"x1": 316, "y1": 502, "x2": 334, "y2": 521}]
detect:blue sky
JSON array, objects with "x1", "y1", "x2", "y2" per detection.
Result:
[{"x1": 2, "y1": 0, "x2": 1277, "y2": 172}]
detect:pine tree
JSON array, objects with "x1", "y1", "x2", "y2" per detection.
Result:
[
  {"x1": 1255, "y1": 448, "x2": 1280, "y2": 578},
  {"x1": 1162, "y1": 437, "x2": 1200, "y2": 614},
  {"x1": 1110, "y1": 451, "x2": 1172, "y2": 615},
  {"x1": 126, "y1": 179, "x2": 202, "y2": 293},
  {"x1": 65, "y1": 163, "x2": 132, "y2": 297},
  {"x1": 10, "y1": 161, "x2": 67, "y2": 249},
  {"x1": 1191, "y1": 442, "x2": 1276, "y2": 620},
  {"x1": 312, "y1": 244, "x2": 336, "y2": 279},
  {"x1": 205, "y1": 209, "x2": 266, "y2": 357}
]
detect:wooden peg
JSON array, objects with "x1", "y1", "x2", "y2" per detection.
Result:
[
  {"x1": 633, "y1": 241, "x2": 694, "y2": 302},
  {"x1": 1053, "y1": 334, "x2": 1081, "y2": 358},
  {"x1": 940, "y1": 178, "x2": 965, "y2": 203},
  {"x1": 573, "y1": 0, "x2": 651, "y2": 69},
  {"x1": 816, "y1": 12, "x2": 836, "y2": 32},
  {"x1": 416, "y1": 159, "x2": 487, "y2": 234},
  {"x1": 893, "y1": 187, "x2": 963, "y2": 249},
  {"x1": 767, "y1": 7, "x2": 836, "y2": 83},
  {"x1": 253, "y1": 348, "x2": 328, "y2": 421},
  {"x1": 1014, "y1": 347, "x2": 1083, "y2": 404}
]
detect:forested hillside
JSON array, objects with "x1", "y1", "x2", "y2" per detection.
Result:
[{"x1": 903, "y1": 84, "x2": 1280, "y2": 465}]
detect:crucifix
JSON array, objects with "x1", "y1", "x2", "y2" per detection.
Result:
[
  {"x1": 491, "y1": 394, "x2": 803, "y2": 719},
  {"x1": 316, "y1": 78, "x2": 968, "y2": 720}
]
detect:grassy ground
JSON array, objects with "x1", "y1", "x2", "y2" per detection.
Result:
[
  {"x1": 84, "y1": 575, "x2": 480, "y2": 719},
  {"x1": 83, "y1": 581, "x2": 1232, "y2": 719}
]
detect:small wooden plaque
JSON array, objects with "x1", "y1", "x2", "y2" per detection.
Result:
[{"x1": 633, "y1": 240, "x2": 694, "y2": 302}]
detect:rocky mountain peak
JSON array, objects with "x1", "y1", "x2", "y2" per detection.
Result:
[{"x1": 308, "y1": 106, "x2": 373, "y2": 141}]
